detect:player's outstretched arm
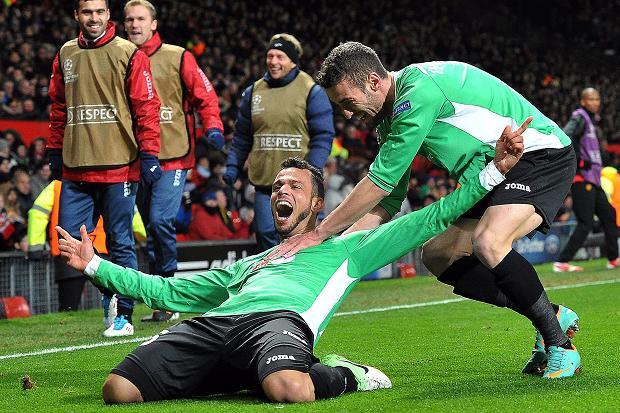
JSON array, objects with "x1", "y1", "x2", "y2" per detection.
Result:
[
  {"x1": 56, "y1": 226, "x2": 231, "y2": 313},
  {"x1": 57, "y1": 225, "x2": 94, "y2": 272}
]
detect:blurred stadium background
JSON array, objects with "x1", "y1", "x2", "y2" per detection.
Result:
[{"x1": 0, "y1": 0, "x2": 620, "y2": 410}]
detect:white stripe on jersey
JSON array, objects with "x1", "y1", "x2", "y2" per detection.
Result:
[
  {"x1": 300, "y1": 259, "x2": 357, "y2": 344},
  {"x1": 437, "y1": 102, "x2": 566, "y2": 153}
]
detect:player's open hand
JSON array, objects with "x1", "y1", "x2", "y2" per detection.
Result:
[
  {"x1": 56, "y1": 225, "x2": 95, "y2": 273},
  {"x1": 253, "y1": 229, "x2": 324, "y2": 270},
  {"x1": 494, "y1": 116, "x2": 531, "y2": 175}
]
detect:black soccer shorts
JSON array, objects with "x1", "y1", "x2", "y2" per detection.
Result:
[
  {"x1": 111, "y1": 311, "x2": 317, "y2": 402},
  {"x1": 462, "y1": 146, "x2": 576, "y2": 234}
]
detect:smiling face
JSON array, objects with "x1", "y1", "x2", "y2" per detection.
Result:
[
  {"x1": 124, "y1": 4, "x2": 157, "y2": 46},
  {"x1": 326, "y1": 76, "x2": 385, "y2": 121},
  {"x1": 266, "y1": 49, "x2": 296, "y2": 80},
  {"x1": 270, "y1": 167, "x2": 322, "y2": 238},
  {"x1": 74, "y1": 0, "x2": 110, "y2": 40}
]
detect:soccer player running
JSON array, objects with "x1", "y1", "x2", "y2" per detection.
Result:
[
  {"x1": 55, "y1": 125, "x2": 524, "y2": 404},
  {"x1": 123, "y1": 0, "x2": 225, "y2": 322},
  {"x1": 264, "y1": 42, "x2": 581, "y2": 379}
]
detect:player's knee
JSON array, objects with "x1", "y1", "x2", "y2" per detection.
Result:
[
  {"x1": 422, "y1": 238, "x2": 466, "y2": 276},
  {"x1": 262, "y1": 373, "x2": 314, "y2": 403},
  {"x1": 102, "y1": 374, "x2": 143, "y2": 404},
  {"x1": 472, "y1": 231, "x2": 508, "y2": 266},
  {"x1": 421, "y1": 239, "x2": 449, "y2": 276}
]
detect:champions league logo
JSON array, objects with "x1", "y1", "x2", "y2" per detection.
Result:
[
  {"x1": 63, "y1": 59, "x2": 73, "y2": 74},
  {"x1": 63, "y1": 58, "x2": 79, "y2": 83},
  {"x1": 251, "y1": 94, "x2": 264, "y2": 114}
]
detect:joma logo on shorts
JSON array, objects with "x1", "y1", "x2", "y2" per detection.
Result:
[
  {"x1": 505, "y1": 183, "x2": 531, "y2": 192},
  {"x1": 266, "y1": 354, "x2": 296, "y2": 365}
]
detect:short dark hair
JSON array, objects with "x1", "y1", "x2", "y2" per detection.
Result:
[
  {"x1": 74, "y1": 0, "x2": 109, "y2": 11},
  {"x1": 315, "y1": 41, "x2": 388, "y2": 89},
  {"x1": 280, "y1": 157, "x2": 325, "y2": 199}
]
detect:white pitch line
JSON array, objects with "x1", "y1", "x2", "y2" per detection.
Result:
[
  {"x1": 2, "y1": 278, "x2": 619, "y2": 361},
  {"x1": 0, "y1": 336, "x2": 152, "y2": 360},
  {"x1": 335, "y1": 277, "x2": 620, "y2": 317}
]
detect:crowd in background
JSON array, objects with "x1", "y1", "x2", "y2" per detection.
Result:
[{"x1": 1, "y1": 0, "x2": 619, "y2": 250}]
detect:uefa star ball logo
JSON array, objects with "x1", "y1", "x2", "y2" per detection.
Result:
[
  {"x1": 63, "y1": 59, "x2": 73, "y2": 75},
  {"x1": 251, "y1": 94, "x2": 264, "y2": 114}
]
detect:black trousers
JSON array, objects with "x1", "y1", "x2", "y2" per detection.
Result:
[{"x1": 559, "y1": 181, "x2": 618, "y2": 262}]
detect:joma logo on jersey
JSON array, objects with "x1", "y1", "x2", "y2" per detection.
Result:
[
  {"x1": 505, "y1": 183, "x2": 531, "y2": 192},
  {"x1": 266, "y1": 354, "x2": 296, "y2": 365}
]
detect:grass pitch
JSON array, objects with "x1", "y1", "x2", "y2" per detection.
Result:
[{"x1": 1, "y1": 259, "x2": 620, "y2": 412}]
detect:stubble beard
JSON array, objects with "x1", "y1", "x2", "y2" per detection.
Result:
[{"x1": 276, "y1": 206, "x2": 312, "y2": 238}]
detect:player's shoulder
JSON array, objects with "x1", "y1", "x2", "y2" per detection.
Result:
[
  {"x1": 112, "y1": 36, "x2": 138, "y2": 49},
  {"x1": 59, "y1": 38, "x2": 79, "y2": 52},
  {"x1": 159, "y1": 43, "x2": 186, "y2": 55},
  {"x1": 392, "y1": 64, "x2": 448, "y2": 113}
]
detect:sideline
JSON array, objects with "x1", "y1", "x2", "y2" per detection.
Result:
[{"x1": 2, "y1": 278, "x2": 619, "y2": 361}]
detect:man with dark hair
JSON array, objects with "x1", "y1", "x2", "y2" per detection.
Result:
[
  {"x1": 224, "y1": 33, "x2": 334, "y2": 251},
  {"x1": 267, "y1": 41, "x2": 582, "y2": 379},
  {"x1": 55, "y1": 125, "x2": 524, "y2": 404},
  {"x1": 553, "y1": 88, "x2": 620, "y2": 272},
  {"x1": 74, "y1": 0, "x2": 109, "y2": 9},
  {"x1": 48, "y1": 0, "x2": 161, "y2": 336},
  {"x1": 124, "y1": 0, "x2": 225, "y2": 322}
]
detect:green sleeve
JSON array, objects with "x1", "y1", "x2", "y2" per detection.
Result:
[
  {"x1": 93, "y1": 260, "x2": 236, "y2": 313},
  {"x1": 345, "y1": 163, "x2": 502, "y2": 278},
  {"x1": 367, "y1": 72, "x2": 446, "y2": 193},
  {"x1": 377, "y1": 168, "x2": 411, "y2": 217}
]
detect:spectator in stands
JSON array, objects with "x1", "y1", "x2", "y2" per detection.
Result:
[
  {"x1": 30, "y1": 162, "x2": 51, "y2": 199},
  {"x1": 123, "y1": 0, "x2": 225, "y2": 323},
  {"x1": 554, "y1": 88, "x2": 620, "y2": 272},
  {"x1": 11, "y1": 142, "x2": 28, "y2": 167},
  {"x1": 187, "y1": 189, "x2": 247, "y2": 240},
  {"x1": 224, "y1": 33, "x2": 334, "y2": 251},
  {"x1": 11, "y1": 167, "x2": 33, "y2": 218},
  {"x1": 0, "y1": 137, "x2": 10, "y2": 160},
  {"x1": 4, "y1": 187, "x2": 25, "y2": 226},
  {"x1": 323, "y1": 157, "x2": 353, "y2": 216},
  {"x1": 27, "y1": 137, "x2": 47, "y2": 170},
  {"x1": 47, "y1": 0, "x2": 161, "y2": 337}
]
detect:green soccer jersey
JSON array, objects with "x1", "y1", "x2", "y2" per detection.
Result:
[
  {"x1": 372, "y1": 61, "x2": 571, "y2": 216},
  {"x1": 90, "y1": 163, "x2": 503, "y2": 346}
]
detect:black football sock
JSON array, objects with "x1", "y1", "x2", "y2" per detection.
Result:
[
  {"x1": 439, "y1": 256, "x2": 562, "y2": 317},
  {"x1": 491, "y1": 250, "x2": 567, "y2": 347},
  {"x1": 309, "y1": 363, "x2": 357, "y2": 399},
  {"x1": 439, "y1": 255, "x2": 524, "y2": 314},
  {"x1": 527, "y1": 292, "x2": 572, "y2": 350}
]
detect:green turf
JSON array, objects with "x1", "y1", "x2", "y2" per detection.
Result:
[{"x1": 1, "y1": 259, "x2": 620, "y2": 412}]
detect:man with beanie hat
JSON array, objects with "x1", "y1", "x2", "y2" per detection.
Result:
[{"x1": 224, "y1": 33, "x2": 334, "y2": 251}]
